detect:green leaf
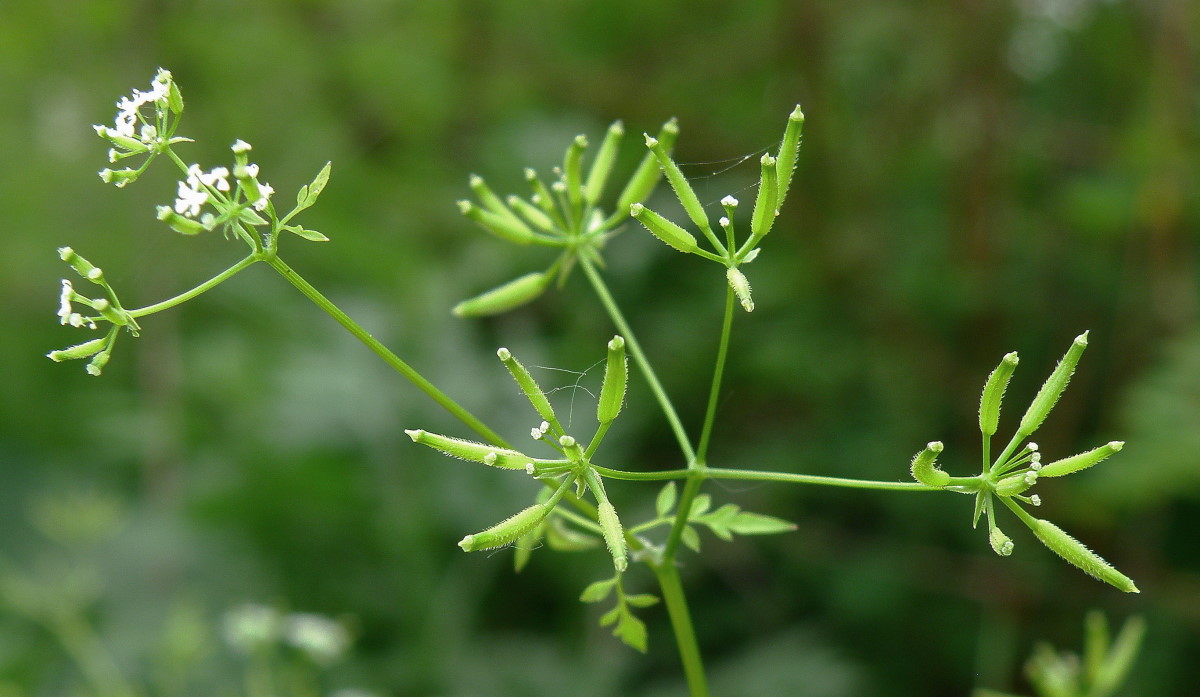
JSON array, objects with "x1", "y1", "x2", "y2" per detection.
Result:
[
  {"x1": 598, "y1": 605, "x2": 621, "y2": 627},
  {"x1": 580, "y1": 578, "x2": 617, "y2": 603},
  {"x1": 655, "y1": 482, "x2": 677, "y2": 518},
  {"x1": 295, "y1": 161, "x2": 332, "y2": 212},
  {"x1": 283, "y1": 225, "x2": 330, "y2": 242},
  {"x1": 614, "y1": 611, "x2": 648, "y2": 653},
  {"x1": 726, "y1": 511, "x2": 798, "y2": 536},
  {"x1": 681, "y1": 525, "x2": 701, "y2": 552},
  {"x1": 624, "y1": 593, "x2": 660, "y2": 608},
  {"x1": 688, "y1": 494, "x2": 712, "y2": 518}
]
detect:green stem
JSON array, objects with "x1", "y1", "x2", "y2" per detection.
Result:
[
  {"x1": 652, "y1": 563, "x2": 709, "y2": 697},
  {"x1": 128, "y1": 255, "x2": 258, "y2": 317},
  {"x1": 705, "y1": 467, "x2": 940, "y2": 491},
  {"x1": 265, "y1": 255, "x2": 508, "y2": 448},
  {"x1": 696, "y1": 285, "x2": 735, "y2": 463},
  {"x1": 579, "y1": 255, "x2": 695, "y2": 463}
]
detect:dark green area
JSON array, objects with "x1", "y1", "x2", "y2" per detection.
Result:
[{"x1": 2, "y1": 1, "x2": 1197, "y2": 695}]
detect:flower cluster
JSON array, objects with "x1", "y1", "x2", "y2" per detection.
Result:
[
  {"x1": 95, "y1": 68, "x2": 186, "y2": 188},
  {"x1": 47, "y1": 247, "x2": 139, "y2": 376},
  {"x1": 156, "y1": 140, "x2": 274, "y2": 235}
]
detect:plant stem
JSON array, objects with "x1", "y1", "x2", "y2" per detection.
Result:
[
  {"x1": 128, "y1": 254, "x2": 258, "y2": 317},
  {"x1": 696, "y1": 286, "x2": 735, "y2": 464},
  {"x1": 579, "y1": 255, "x2": 695, "y2": 463},
  {"x1": 705, "y1": 467, "x2": 939, "y2": 491},
  {"x1": 652, "y1": 563, "x2": 710, "y2": 697},
  {"x1": 265, "y1": 255, "x2": 509, "y2": 448}
]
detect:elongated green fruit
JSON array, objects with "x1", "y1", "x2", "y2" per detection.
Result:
[
  {"x1": 727, "y1": 267, "x2": 754, "y2": 312},
  {"x1": 775, "y1": 104, "x2": 804, "y2": 207},
  {"x1": 645, "y1": 133, "x2": 712, "y2": 236},
  {"x1": 910, "y1": 441, "x2": 949, "y2": 487},
  {"x1": 749, "y1": 154, "x2": 778, "y2": 241},
  {"x1": 524, "y1": 168, "x2": 559, "y2": 216},
  {"x1": 1039, "y1": 441, "x2": 1123, "y2": 478},
  {"x1": 405, "y1": 429, "x2": 532, "y2": 470},
  {"x1": 979, "y1": 352, "x2": 1019, "y2": 437},
  {"x1": 497, "y1": 347, "x2": 559, "y2": 429},
  {"x1": 469, "y1": 174, "x2": 518, "y2": 220},
  {"x1": 1093, "y1": 615, "x2": 1146, "y2": 695},
  {"x1": 585, "y1": 120, "x2": 624, "y2": 205},
  {"x1": 597, "y1": 335, "x2": 628, "y2": 424},
  {"x1": 989, "y1": 526, "x2": 1014, "y2": 556},
  {"x1": 995, "y1": 472, "x2": 1035, "y2": 496},
  {"x1": 613, "y1": 118, "x2": 677, "y2": 216},
  {"x1": 459, "y1": 503, "x2": 550, "y2": 552},
  {"x1": 457, "y1": 200, "x2": 533, "y2": 245},
  {"x1": 1018, "y1": 332, "x2": 1088, "y2": 437},
  {"x1": 597, "y1": 501, "x2": 628, "y2": 572},
  {"x1": 506, "y1": 195, "x2": 556, "y2": 233},
  {"x1": 630, "y1": 203, "x2": 698, "y2": 253},
  {"x1": 58, "y1": 247, "x2": 104, "y2": 284},
  {"x1": 452, "y1": 272, "x2": 549, "y2": 318},
  {"x1": 47, "y1": 338, "x2": 107, "y2": 362},
  {"x1": 563, "y1": 134, "x2": 587, "y2": 209},
  {"x1": 1028, "y1": 518, "x2": 1139, "y2": 593}
]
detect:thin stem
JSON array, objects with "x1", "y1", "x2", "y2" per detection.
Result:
[
  {"x1": 592, "y1": 465, "x2": 691, "y2": 481},
  {"x1": 652, "y1": 563, "x2": 710, "y2": 697},
  {"x1": 705, "y1": 467, "x2": 940, "y2": 491},
  {"x1": 266, "y1": 255, "x2": 509, "y2": 448},
  {"x1": 696, "y1": 285, "x2": 735, "y2": 463},
  {"x1": 128, "y1": 254, "x2": 257, "y2": 317},
  {"x1": 579, "y1": 255, "x2": 695, "y2": 463}
]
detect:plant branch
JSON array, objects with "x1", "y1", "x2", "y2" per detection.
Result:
[{"x1": 128, "y1": 254, "x2": 258, "y2": 317}]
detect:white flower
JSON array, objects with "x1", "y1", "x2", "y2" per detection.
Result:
[
  {"x1": 283, "y1": 613, "x2": 349, "y2": 665},
  {"x1": 231, "y1": 139, "x2": 252, "y2": 154},
  {"x1": 58, "y1": 280, "x2": 74, "y2": 324},
  {"x1": 721, "y1": 195, "x2": 739, "y2": 207},
  {"x1": 174, "y1": 179, "x2": 208, "y2": 218},
  {"x1": 252, "y1": 182, "x2": 274, "y2": 211}
]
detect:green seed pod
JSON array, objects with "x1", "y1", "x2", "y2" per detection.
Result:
[
  {"x1": 1039, "y1": 441, "x2": 1123, "y2": 478},
  {"x1": 457, "y1": 200, "x2": 533, "y2": 245},
  {"x1": 452, "y1": 272, "x2": 549, "y2": 318},
  {"x1": 459, "y1": 503, "x2": 551, "y2": 552},
  {"x1": 497, "y1": 347, "x2": 559, "y2": 429},
  {"x1": 524, "y1": 168, "x2": 559, "y2": 216},
  {"x1": 979, "y1": 351, "x2": 1019, "y2": 437},
  {"x1": 558, "y1": 435, "x2": 584, "y2": 461},
  {"x1": 775, "y1": 104, "x2": 805, "y2": 208},
  {"x1": 995, "y1": 473, "x2": 1034, "y2": 496},
  {"x1": 1028, "y1": 518, "x2": 1139, "y2": 593},
  {"x1": 506, "y1": 195, "x2": 557, "y2": 233},
  {"x1": 468, "y1": 174, "x2": 518, "y2": 220},
  {"x1": 645, "y1": 133, "x2": 713, "y2": 237},
  {"x1": 989, "y1": 526, "x2": 1014, "y2": 556},
  {"x1": 1018, "y1": 332, "x2": 1089, "y2": 438},
  {"x1": 156, "y1": 206, "x2": 207, "y2": 235},
  {"x1": 597, "y1": 501, "x2": 628, "y2": 572},
  {"x1": 749, "y1": 154, "x2": 779, "y2": 242},
  {"x1": 46, "y1": 338, "x2": 108, "y2": 363},
  {"x1": 910, "y1": 441, "x2": 949, "y2": 487},
  {"x1": 57, "y1": 247, "x2": 104, "y2": 285},
  {"x1": 405, "y1": 429, "x2": 532, "y2": 470},
  {"x1": 585, "y1": 120, "x2": 624, "y2": 205},
  {"x1": 727, "y1": 268, "x2": 754, "y2": 313},
  {"x1": 613, "y1": 118, "x2": 677, "y2": 217},
  {"x1": 563, "y1": 134, "x2": 588, "y2": 209},
  {"x1": 85, "y1": 349, "x2": 111, "y2": 376},
  {"x1": 630, "y1": 203, "x2": 699, "y2": 254},
  {"x1": 597, "y1": 335, "x2": 628, "y2": 424}
]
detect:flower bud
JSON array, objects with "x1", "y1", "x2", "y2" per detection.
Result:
[
  {"x1": 630, "y1": 203, "x2": 699, "y2": 254},
  {"x1": 597, "y1": 335, "x2": 628, "y2": 424},
  {"x1": 585, "y1": 120, "x2": 623, "y2": 205},
  {"x1": 726, "y1": 268, "x2": 754, "y2": 312},
  {"x1": 1028, "y1": 518, "x2": 1139, "y2": 593},
  {"x1": 1039, "y1": 441, "x2": 1124, "y2": 478},
  {"x1": 1018, "y1": 332, "x2": 1088, "y2": 438},
  {"x1": 979, "y1": 351, "x2": 1019, "y2": 437},
  {"x1": 910, "y1": 441, "x2": 949, "y2": 487},
  {"x1": 597, "y1": 501, "x2": 628, "y2": 572},
  {"x1": 497, "y1": 347, "x2": 559, "y2": 428},
  {"x1": 459, "y1": 504, "x2": 551, "y2": 552},
  {"x1": 457, "y1": 200, "x2": 534, "y2": 245},
  {"x1": 405, "y1": 429, "x2": 533, "y2": 470},
  {"x1": 452, "y1": 272, "x2": 549, "y2": 318},
  {"x1": 98, "y1": 167, "x2": 139, "y2": 188}
]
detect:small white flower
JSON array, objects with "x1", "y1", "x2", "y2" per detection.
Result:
[
  {"x1": 1030, "y1": 494, "x2": 1042, "y2": 506},
  {"x1": 721, "y1": 195, "x2": 739, "y2": 207},
  {"x1": 283, "y1": 613, "x2": 349, "y2": 665},
  {"x1": 58, "y1": 280, "x2": 74, "y2": 323},
  {"x1": 252, "y1": 182, "x2": 274, "y2": 211},
  {"x1": 174, "y1": 179, "x2": 208, "y2": 218},
  {"x1": 719, "y1": 216, "x2": 731, "y2": 227},
  {"x1": 231, "y1": 139, "x2": 252, "y2": 154}
]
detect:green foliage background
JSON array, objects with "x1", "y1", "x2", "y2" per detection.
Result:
[{"x1": 2, "y1": 1, "x2": 1197, "y2": 695}]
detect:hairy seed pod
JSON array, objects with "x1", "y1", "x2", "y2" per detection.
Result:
[
  {"x1": 630, "y1": 203, "x2": 698, "y2": 254},
  {"x1": 457, "y1": 200, "x2": 533, "y2": 245},
  {"x1": 405, "y1": 429, "x2": 532, "y2": 470},
  {"x1": 979, "y1": 352, "x2": 1019, "y2": 437},
  {"x1": 995, "y1": 473, "x2": 1034, "y2": 496},
  {"x1": 910, "y1": 441, "x2": 949, "y2": 487},
  {"x1": 726, "y1": 268, "x2": 755, "y2": 312},
  {"x1": 775, "y1": 104, "x2": 805, "y2": 207},
  {"x1": 585, "y1": 120, "x2": 624, "y2": 205},
  {"x1": 459, "y1": 504, "x2": 551, "y2": 552},
  {"x1": 563, "y1": 134, "x2": 588, "y2": 209},
  {"x1": 645, "y1": 133, "x2": 712, "y2": 235},
  {"x1": 1018, "y1": 332, "x2": 1088, "y2": 438},
  {"x1": 47, "y1": 338, "x2": 108, "y2": 363},
  {"x1": 506, "y1": 195, "x2": 557, "y2": 233},
  {"x1": 1039, "y1": 441, "x2": 1124, "y2": 478},
  {"x1": 614, "y1": 118, "x2": 677, "y2": 216},
  {"x1": 1029, "y1": 518, "x2": 1139, "y2": 593},
  {"x1": 597, "y1": 335, "x2": 628, "y2": 424},
  {"x1": 497, "y1": 347, "x2": 559, "y2": 428},
  {"x1": 749, "y1": 154, "x2": 778, "y2": 242},
  {"x1": 989, "y1": 526, "x2": 1014, "y2": 556},
  {"x1": 452, "y1": 272, "x2": 549, "y2": 318},
  {"x1": 597, "y1": 501, "x2": 628, "y2": 572}
]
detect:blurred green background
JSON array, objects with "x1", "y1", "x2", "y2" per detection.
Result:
[{"x1": 2, "y1": 0, "x2": 1197, "y2": 695}]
